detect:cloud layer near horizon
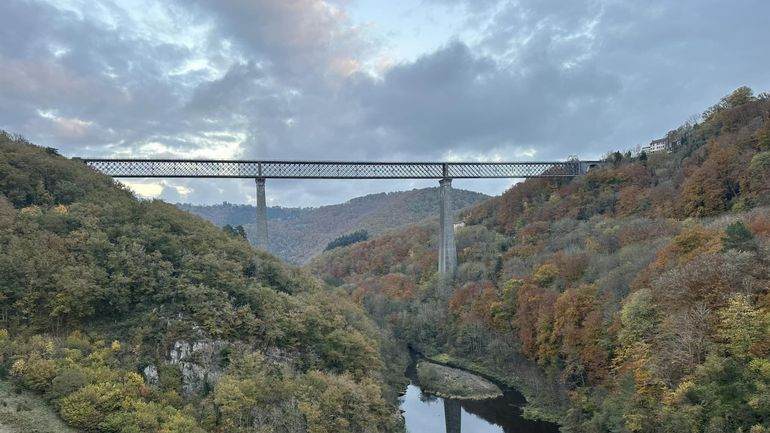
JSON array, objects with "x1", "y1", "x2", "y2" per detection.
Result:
[{"x1": 1, "y1": 0, "x2": 769, "y2": 206}]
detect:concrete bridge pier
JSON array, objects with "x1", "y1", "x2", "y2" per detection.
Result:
[
  {"x1": 438, "y1": 177, "x2": 457, "y2": 275},
  {"x1": 255, "y1": 177, "x2": 268, "y2": 251}
]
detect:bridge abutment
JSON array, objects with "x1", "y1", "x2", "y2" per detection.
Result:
[
  {"x1": 438, "y1": 178, "x2": 457, "y2": 275},
  {"x1": 255, "y1": 178, "x2": 268, "y2": 251}
]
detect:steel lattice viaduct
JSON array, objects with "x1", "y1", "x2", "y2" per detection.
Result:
[{"x1": 79, "y1": 158, "x2": 602, "y2": 274}]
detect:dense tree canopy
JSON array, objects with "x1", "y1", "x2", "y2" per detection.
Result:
[
  {"x1": 325, "y1": 230, "x2": 369, "y2": 251},
  {"x1": 0, "y1": 132, "x2": 401, "y2": 433}
]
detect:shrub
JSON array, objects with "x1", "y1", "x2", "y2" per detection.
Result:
[
  {"x1": 21, "y1": 354, "x2": 58, "y2": 392},
  {"x1": 51, "y1": 368, "x2": 89, "y2": 399},
  {"x1": 533, "y1": 263, "x2": 559, "y2": 287},
  {"x1": 157, "y1": 364, "x2": 183, "y2": 393},
  {"x1": 721, "y1": 221, "x2": 757, "y2": 252},
  {"x1": 57, "y1": 382, "x2": 125, "y2": 432}
]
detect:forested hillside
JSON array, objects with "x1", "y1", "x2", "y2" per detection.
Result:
[
  {"x1": 0, "y1": 133, "x2": 403, "y2": 433},
  {"x1": 309, "y1": 87, "x2": 770, "y2": 432},
  {"x1": 179, "y1": 188, "x2": 488, "y2": 263}
]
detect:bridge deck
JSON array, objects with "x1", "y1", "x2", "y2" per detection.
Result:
[{"x1": 79, "y1": 159, "x2": 598, "y2": 179}]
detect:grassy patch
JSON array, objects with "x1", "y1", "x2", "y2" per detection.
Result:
[
  {"x1": 429, "y1": 353, "x2": 451, "y2": 364},
  {"x1": 0, "y1": 380, "x2": 79, "y2": 433}
]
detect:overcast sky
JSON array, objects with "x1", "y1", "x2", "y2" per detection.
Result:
[{"x1": 1, "y1": 0, "x2": 769, "y2": 207}]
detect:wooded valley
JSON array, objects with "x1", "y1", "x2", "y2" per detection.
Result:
[
  {"x1": 309, "y1": 87, "x2": 770, "y2": 432},
  {"x1": 1, "y1": 87, "x2": 770, "y2": 432},
  {"x1": 179, "y1": 187, "x2": 488, "y2": 264}
]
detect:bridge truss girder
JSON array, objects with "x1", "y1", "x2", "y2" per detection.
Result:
[{"x1": 80, "y1": 159, "x2": 594, "y2": 179}]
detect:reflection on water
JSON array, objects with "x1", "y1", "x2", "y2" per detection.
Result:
[
  {"x1": 400, "y1": 357, "x2": 560, "y2": 433},
  {"x1": 444, "y1": 399, "x2": 461, "y2": 433}
]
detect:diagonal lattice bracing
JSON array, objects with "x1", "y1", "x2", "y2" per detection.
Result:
[{"x1": 80, "y1": 159, "x2": 596, "y2": 179}]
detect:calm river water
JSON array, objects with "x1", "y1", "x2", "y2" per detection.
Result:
[{"x1": 400, "y1": 358, "x2": 560, "y2": 433}]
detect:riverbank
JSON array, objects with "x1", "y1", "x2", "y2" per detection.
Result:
[
  {"x1": 415, "y1": 361, "x2": 502, "y2": 400},
  {"x1": 400, "y1": 352, "x2": 561, "y2": 433},
  {"x1": 425, "y1": 352, "x2": 567, "y2": 423}
]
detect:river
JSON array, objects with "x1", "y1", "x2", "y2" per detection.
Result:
[{"x1": 400, "y1": 357, "x2": 560, "y2": 433}]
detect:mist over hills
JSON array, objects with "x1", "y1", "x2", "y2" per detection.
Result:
[{"x1": 178, "y1": 188, "x2": 489, "y2": 263}]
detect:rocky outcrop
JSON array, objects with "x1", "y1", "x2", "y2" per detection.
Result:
[
  {"x1": 168, "y1": 340, "x2": 229, "y2": 396},
  {"x1": 140, "y1": 339, "x2": 298, "y2": 398},
  {"x1": 142, "y1": 364, "x2": 159, "y2": 385},
  {"x1": 141, "y1": 339, "x2": 229, "y2": 397}
]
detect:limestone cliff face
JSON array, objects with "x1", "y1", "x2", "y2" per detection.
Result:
[
  {"x1": 142, "y1": 339, "x2": 298, "y2": 397},
  {"x1": 143, "y1": 339, "x2": 229, "y2": 397},
  {"x1": 142, "y1": 340, "x2": 310, "y2": 432},
  {"x1": 169, "y1": 340, "x2": 229, "y2": 396}
]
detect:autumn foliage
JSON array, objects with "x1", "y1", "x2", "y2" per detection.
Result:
[{"x1": 311, "y1": 88, "x2": 770, "y2": 433}]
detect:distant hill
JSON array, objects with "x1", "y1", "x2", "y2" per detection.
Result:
[{"x1": 178, "y1": 187, "x2": 489, "y2": 263}]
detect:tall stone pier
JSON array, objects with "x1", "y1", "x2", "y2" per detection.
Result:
[
  {"x1": 255, "y1": 178, "x2": 268, "y2": 251},
  {"x1": 438, "y1": 177, "x2": 457, "y2": 275}
]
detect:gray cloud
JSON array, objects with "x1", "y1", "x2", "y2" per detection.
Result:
[
  {"x1": 348, "y1": 40, "x2": 619, "y2": 159},
  {"x1": 185, "y1": 0, "x2": 370, "y2": 83},
  {"x1": 1, "y1": 0, "x2": 769, "y2": 207},
  {"x1": 0, "y1": 1, "x2": 201, "y2": 153}
]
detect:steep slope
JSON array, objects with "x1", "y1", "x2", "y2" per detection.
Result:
[
  {"x1": 179, "y1": 187, "x2": 488, "y2": 263},
  {"x1": 309, "y1": 88, "x2": 770, "y2": 431},
  {"x1": 0, "y1": 132, "x2": 402, "y2": 433}
]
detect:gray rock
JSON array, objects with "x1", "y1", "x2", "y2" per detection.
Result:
[
  {"x1": 142, "y1": 364, "x2": 159, "y2": 385},
  {"x1": 168, "y1": 339, "x2": 229, "y2": 397}
]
